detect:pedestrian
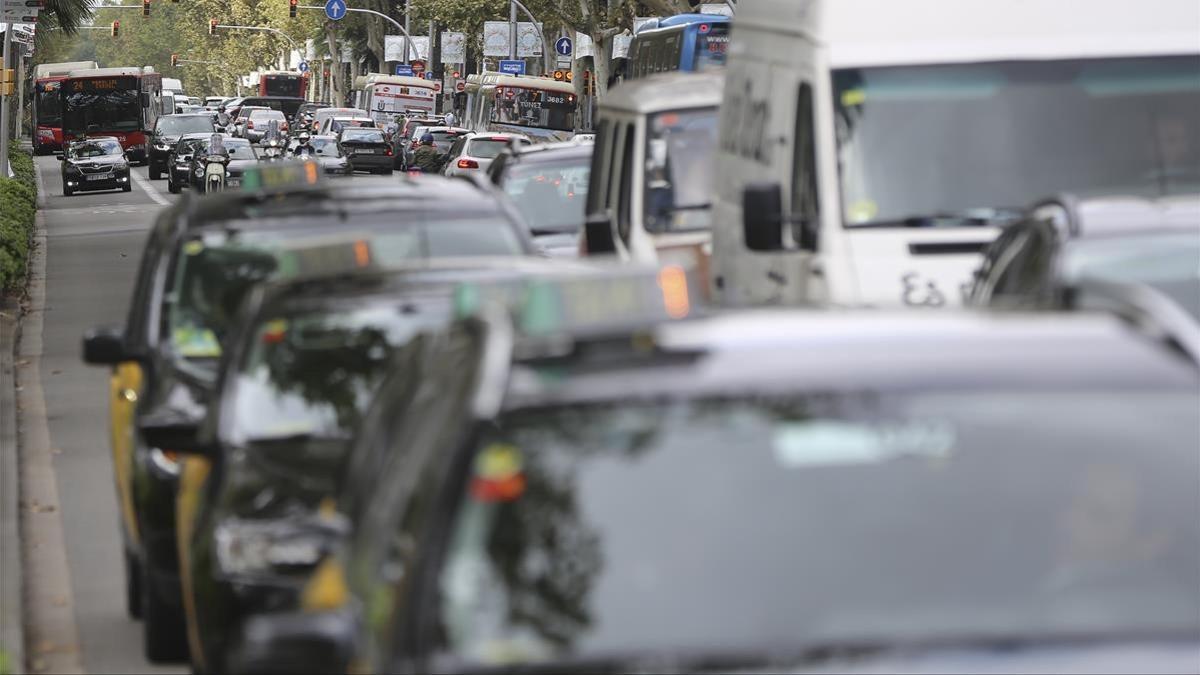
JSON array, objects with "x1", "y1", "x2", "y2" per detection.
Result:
[{"x1": 444, "y1": 110, "x2": 458, "y2": 128}]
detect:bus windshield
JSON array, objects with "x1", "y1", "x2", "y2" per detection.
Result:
[
  {"x1": 263, "y1": 75, "x2": 303, "y2": 97},
  {"x1": 492, "y1": 87, "x2": 575, "y2": 132},
  {"x1": 644, "y1": 107, "x2": 720, "y2": 233},
  {"x1": 834, "y1": 55, "x2": 1200, "y2": 229},
  {"x1": 63, "y1": 82, "x2": 141, "y2": 133},
  {"x1": 36, "y1": 83, "x2": 62, "y2": 126}
]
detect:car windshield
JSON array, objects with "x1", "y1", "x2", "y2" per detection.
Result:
[
  {"x1": 166, "y1": 222, "x2": 523, "y2": 362},
  {"x1": 644, "y1": 107, "x2": 720, "y2": 233},
  {"x1": 291, "y1": 137, "x2": 343, "y2": 157},
  {"x1": 503, "y1": 156, "x2": 590, "y2": 234},
  {"x1": 342, "y1": 128, "x2": 385, "y2": 143},
  {"x1": 430, "y1": 131, "x2": 467, "y2": 151},
  {"x1": 467, "y1": 138, "x2": 513, "y2": 159},
  {"x1": 36, "y1": 85, "x2": 62, "y2": 126},
  {"x1": 835, "y1": 56, "x2": 1200, "y2": 228},
  {"x1": 69, "y1": 139, "x2": 122, "y2": 158},
  {"x1": 222, "y1": 140, "x2": 257, "y2": 160},
  {"x1": 175, "y1": 138, "x2": 206, "y2": 155},
  {"x1": 1064, "y1": 233, "x2": 1200, "y2": 321},
  {"x1": 250, "y1": 110, "x2": 286, "y2": 121},
  {"x1": 156, "y1": 115, "x2": 215, "y2": 135},
  {"x1": 227, "y1": 300, "x2": 449, "y2": 447},
  {"x1": 434, "y1": 391, "x2": 1200, "y2": 670}
]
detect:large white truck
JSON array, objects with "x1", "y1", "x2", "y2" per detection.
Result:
[{"x1": 710, "y1": 0, "x2": 1200, "y2": 308}]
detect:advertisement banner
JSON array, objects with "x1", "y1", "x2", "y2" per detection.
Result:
[
  {"x1": 409, "y1": 36, "x2": 430, "y2": 61},
  {"x1": 612, "y1": 34, "x2": 633, "y2": 59},
  {"x1": 574, "y1": 31, "x2": 594, "y2": 59},
  {"x1": 305, "y1": 38, "x2": 316, "y2": 60},
  {"x1": 441, "y1": 31, "x2": 466, "y2": 63},
  {"x1": 483, "y1": 21, "x2": 510, "y2": 57},
  {"x1": 516, "y1": 22, "x2": 542, "y2": 57},
  {"x1": 385, "y1": 34, "x2": 417, "y2": 62}
]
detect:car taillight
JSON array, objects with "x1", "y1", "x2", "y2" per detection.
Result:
[
  {"x1": 281, "y1": 122, "x2": 289, "y2": 131},
  {"x1": 457, "y1": 158, "x2": 478, "y2": 169},
  {"x1": 385, "y1": 147, "x2": 393, "y2": 156}
]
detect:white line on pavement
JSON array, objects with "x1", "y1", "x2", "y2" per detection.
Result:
[{"x1": 131, "y1": 168, "x2": 172, "y2": 207}]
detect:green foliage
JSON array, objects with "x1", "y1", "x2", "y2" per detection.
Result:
[{"x1": 0, "y1": 147, "x2": 37, "y2": 292}]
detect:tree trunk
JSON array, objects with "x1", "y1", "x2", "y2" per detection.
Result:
[{"x1": 324, "y1": 25, "x2": 342, "y2": 105}]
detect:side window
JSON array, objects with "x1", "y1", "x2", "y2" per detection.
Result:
[
  {"x1": 988, "y1": 228, "x2": 1035, "y2": 302},
  {"x1": 790, "y1": 82, "x2": 820, "y2": 251},
  {"x1": 585, "y1": 119, "x2": 611, "y2": 215},
  {"x1": 606, "y1": 123, "x2": 627, "y2": 229},
  {"x1": 617, "y1": 122, "x2": 636, "y2": 245},
  {"x1": 124, "y1": 226, "x2": 165, "y2": 350}
]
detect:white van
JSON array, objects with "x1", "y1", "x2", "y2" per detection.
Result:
[
  {"x1": 582, "y1": 70, "x2": 724, "y2": 272},
  {"x1": 711, "y1": 0, "x2": 1200, "y2": 308}
]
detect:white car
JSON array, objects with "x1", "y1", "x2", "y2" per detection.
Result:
[
  {"x1": 317, "y1": 116, "x2": 375, "y2": 137},
  {"x1": 443, "y1": 132, "x2": 531, "y2": 177},
  {"x1": 312, "y1": 107, "x2": 369, "y2": 135}
]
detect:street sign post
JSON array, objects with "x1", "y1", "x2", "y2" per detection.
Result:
[
  {"x1": 394, "y1": 64, "x2": 413, "y2": 76},
  {"x1": 455, "y1": 81, "x2": 466, "y2": 93},
  {"x1": 555, "y1": 36, "x2": 572, "y2": 57},
  {"x1": 498, "y1": 59, "x2": 525, "y2": 75},
  {"x1": 323, "y1": 0, "x2": 346, "y2": 21}
]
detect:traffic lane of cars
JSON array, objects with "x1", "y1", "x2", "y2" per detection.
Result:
[
  {"x1": 78, "y1": 166, "x2": 538, "y2": 670},
  {"x1": 30, "y1": 154, "x2": 184, "y2": 675}
]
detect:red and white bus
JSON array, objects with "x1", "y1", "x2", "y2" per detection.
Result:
[
  {"x1": 62, "y1": 67, "x2": 164, "y2": 164},
  {"x1": 353, "y1": 74, "x2": 438, "y2": 125},
  {"x1": 31, "y1": 60, "x2": 98, "y2": 154},
  {"x1": 257, "y1": 70, "x2": 309, "y2": 98}
]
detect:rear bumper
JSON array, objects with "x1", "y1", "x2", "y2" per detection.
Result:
[{"x1": 346, "y1": 153, "x2": 392, "y2": 170}]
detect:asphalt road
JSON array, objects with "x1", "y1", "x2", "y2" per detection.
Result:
[{"x1": 20, "y1": 155, "x2": 182, "y2": 674}]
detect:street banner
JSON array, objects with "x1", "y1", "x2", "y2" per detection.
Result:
[
  {"x1": 483, "y1": 21, "x2": 509, "y2": 57},
  {"x1": 441, "y1": 31, "x2": 465, "y2": 63}
]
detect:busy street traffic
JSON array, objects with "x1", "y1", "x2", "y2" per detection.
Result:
[{"x1": 1, "y1": 0, "x2": 1199, "y2": 673}]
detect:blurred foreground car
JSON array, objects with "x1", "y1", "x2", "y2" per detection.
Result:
[{"x1": 234, "y1": 286, "x2": 1198, "y2": 674}]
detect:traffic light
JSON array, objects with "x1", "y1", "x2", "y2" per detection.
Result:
[
  {"x1": 111, "y1": 20, "x2": 120, "y2": 37},
  {"x1": 209, "y1": 19, "x2": 218, "y2": 35},
  {"x1": 1, "y1": 69, "x2": 15, "y2": 96},
  {"x1": 171, "y1": 53, "x2": 179, "y2": 67},
  {"x1": 142, "y1": 0, "x2": 149, "y2": 17},
  {"x1": 289, "y1": 0, "x2": 297, "y2": 18},
  {"x1": 552, "y1": 69, "x2": 573, "y2": 82}
]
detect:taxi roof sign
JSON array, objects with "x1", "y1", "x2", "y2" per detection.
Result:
[
  {"x1": 454, "y1": 265, "x2": 700, "y2": 339},
  {"x1": 273, "y1": 234, "x2": 376, "y2": 280},
  {"x1": 239, "y1": 160, "x2": 322, "y2": 193}
]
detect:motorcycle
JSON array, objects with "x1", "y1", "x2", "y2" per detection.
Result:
[
  {"x1": 260, "y1": 120, "x2": 286, "y2": 161},
  {"x1": 204, "y1": 134, "x2": 230, "y2": 193}
]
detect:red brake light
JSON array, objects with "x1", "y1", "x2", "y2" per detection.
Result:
[
  {"x1": 457, "y1": 158, "x2": 479, "y2": 169},
  {"x1": 699, "y1": 23, "x2": 711, "y2": 34},
  {"x1": 385, "y1": 147, "x2": 393, "y2": 156}
]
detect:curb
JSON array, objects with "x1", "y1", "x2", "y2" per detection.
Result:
[{"x1": 1, "y1": 292, "x2": 24, "y2": 675}]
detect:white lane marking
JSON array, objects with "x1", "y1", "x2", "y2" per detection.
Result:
[{"x1": 130, "y1": 168, "x2": 172, "y2": 206}]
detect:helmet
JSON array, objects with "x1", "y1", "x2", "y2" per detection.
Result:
[{"x1": 298, "y1": 131, "x2": 311, "y2": 143}]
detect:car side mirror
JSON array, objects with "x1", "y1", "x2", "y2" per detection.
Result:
[
  {"x1": 583, "y1": 212, "x2": 617, "y2": 256},
  {"x1": 743, "y1": 182, "x2": 786, "y2": 252},
  {"x1": 138, "y1": 408, "x2": 209, "y2": 455},
  {"x1": 228, "y1": 610, "x2": 355, "y2": 675},
  {"x1": 82, "y1": 326, "x2": 131, "y2": 365}
]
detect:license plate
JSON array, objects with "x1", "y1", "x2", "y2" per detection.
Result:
[
  {"x1": 356, "y1": 149, "x2": 376, "y2": 154},
  {"x1": 227, "y1": 178, "x2": 240, "y2": 187},
  {"x1": 86, "y1": 174, "x2": 110, "y2": 181}
]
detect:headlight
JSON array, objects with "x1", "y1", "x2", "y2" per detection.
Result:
[
  {"x1": 214, "y1": 518, "x2": 327, "y2": 578},
  {"x1": 154, "y1": 143, "x2": 169, "y2": 150},
  {"x1": 195, "y1": 167, "x2": 205, "y2": 176}
]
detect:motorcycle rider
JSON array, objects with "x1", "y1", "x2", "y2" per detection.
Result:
[
  {"x1": 410, "y1": 133, "x2": 445, "y2": 174},
  {"x1": 292, "y1": 130, "x2": 317, "y2": 157}
]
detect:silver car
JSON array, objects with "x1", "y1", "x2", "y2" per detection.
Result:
[{"x1": 443, "y1": 132, "x2": 532, "y2": 177}]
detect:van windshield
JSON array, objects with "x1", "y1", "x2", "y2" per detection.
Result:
[
  {"x1": 644, "y1": 107, "x2": 720, "y2": 233},
  {"x1": 834, "y1": 56, "x2": 1200, "y2": 228}
]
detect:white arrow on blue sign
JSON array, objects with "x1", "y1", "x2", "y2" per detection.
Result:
[
  {"x1": 555, "y1": 36, "x2": 572, "y2": 57},
  {"x1": 324, "y1": 0, "x2": 347, "y2": 21},
  {"x1": 297, "y1": 61, "x2": 309, "y2": 72}
]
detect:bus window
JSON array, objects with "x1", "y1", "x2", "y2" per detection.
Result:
[
  {"x1": 790, "y1": 82, "x2": 820, "y2": 251},
  {"x1": 695, "y1": 23, "x2": 731, "y2": 71},
  {"x1": 587, "y1": 119, "x2": 611, "y2": 215},
  {"x1": 493, "y1": 87, "x2": 575, "y2": 132}
]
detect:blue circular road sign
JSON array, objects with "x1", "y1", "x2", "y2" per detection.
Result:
[
  {"x1": 555, "y1": 36, "x2": 573, "y2": 57},
  {"x1": 324, "y1": 0, "x2": 347, "y2": 21},
  {"x1": 297, "y1": 60, "x2": 310, "y2": 72}
]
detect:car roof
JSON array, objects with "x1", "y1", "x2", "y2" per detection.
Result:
[
  {"x1": 425, "y1": 126, "x2": 469, "y2": 133},
  {"x1": 510, "y1": 142, "x2": 593, "y2": 161},
  {"x1": 248, "y1": 108, "x2": 286, "y2": 115},
  {"x1": 178, "y1": 132, "x2": 214, "y2": 140},
  {"x1": 501, "y1": 310, "x2": 1198, "y2": 409},
  {"x1": 164, "y1": 113, "x2": 213, "y2": 119},
  {"x1": 179, "y1": 175, "x2": 517, "y2": 234},
  {"x1": 1055, "y1": 194, "x2": 1200, "y2": 239}
]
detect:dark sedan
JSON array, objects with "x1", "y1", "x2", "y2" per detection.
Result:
[
  {"x1": 60, "y1": 136, "x2": 132, "y2": 196},
  {"x1": 337, "y1": 127, "x2": 393, "y2": 174},
  {"x1": 149, "y1": 114, "x2": 217, "y2": 180},
  {"x1": 187, "y1": 137, "x2": 259, "y2": 190}
]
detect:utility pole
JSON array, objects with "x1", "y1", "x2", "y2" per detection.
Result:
[
  {"x1": 15, "y1": 40, "x2": 26, "y2": 141},
  {"x1": 404, "y1": 0, "x2": 411, "y2": 68},
  {"x1": 508, "y1": 0, "x2": 517, "y2": 61}
]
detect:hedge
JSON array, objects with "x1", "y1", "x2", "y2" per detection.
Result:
[{"x1": 1, "y1": 146, "x2": 37, "y2": 292}]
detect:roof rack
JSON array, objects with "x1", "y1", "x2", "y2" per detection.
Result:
[{"x1": 1063, "y1": 277, "x2": 1200, "y2": 365}]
